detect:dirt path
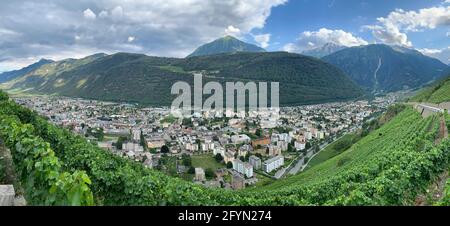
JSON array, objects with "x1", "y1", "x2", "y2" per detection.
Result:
[
  {"x1": 435, "y1": 116, "x2": 449, "y2": 145},
  {"x1": 415, "y1": 116, "x2": 448, "y2": 206}
]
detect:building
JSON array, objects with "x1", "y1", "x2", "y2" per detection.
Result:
[
  {"x1": 195, "y1": 168, "x2": 206, "y2": 181},
  {"x1": 249, "y1": 155, "x2": 261, "y2": 170},
  {"x1": 97, "y1": 141, "x2": 113, "y2": 150},
  {"x1": 122, "y1": 142, "x2": 144, "y2": 153},
  {"x1": 251, "y1": 137, "x2": 271, "y2": 148},
  {"x1": 232, "y1": 159, "x2": 254, "y2": 178},
  {"x1": 295, "y1": 141, "x2": 306, "y2": 151},
  {"x1": 132, "y1": 129, "x2": 141, "y2": 141},
  {"x1": 231, "y1": 174, "x2": 245, "y2": 190},
  {"x1": 224, "y1": 151, "x2": 235, "y2": 163},
  {"x1": 231, "y1": 134, "x2": 251, "y2": 144},
  {"x1": 268, "y1": 145, "x2": 281, "y2": 156},
  {"x1": 147, "y1": 139, "x2": 165, "y2": 149},
  {"x1": 238, "y1": 144, "x2": 252, "y2": 157},
  {"x1": 213, "y1": 146, "x2": 226, "y2": 158},
  {"x1": 262, "y1": 155, "x2": 284, "y2": 173}
]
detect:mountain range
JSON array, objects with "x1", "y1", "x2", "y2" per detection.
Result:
[
  {"x1": 1, "y1": 36, "x2": 449, "y2": 106},
  {"x1": 0, "y1": 59, "x2": 54, "y2": 83},
  {"x1": 188, "y1": 36, "x2": 266, "y2": 57},
  {"x1": 0, "y1": 50, "x2": 363, "y2": 106},
  {"x1": 323, "y1": 44, "x2": 449, "y2": 93}
]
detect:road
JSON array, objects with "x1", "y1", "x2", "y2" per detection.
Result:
[{"x1": 287, "y1": 127, "x2": 357, "y2": 176}]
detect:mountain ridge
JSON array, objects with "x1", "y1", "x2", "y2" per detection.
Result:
[
  {"x1": 187, "y1": 36, "x2": 266, "y2": 57},
  {"x1": 1, "y1": 51, "x2": 364, "y2": 106},
  {"x1": 323, "y1": 44, "x2": 449, "y2": 93}
]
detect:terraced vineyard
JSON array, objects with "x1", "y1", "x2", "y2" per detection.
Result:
[{"x1": 0, "y1": 90, "x2": 449, "y2": 205}]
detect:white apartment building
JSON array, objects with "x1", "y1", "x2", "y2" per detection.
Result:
[
  {"x1": 232, "y1": 159, "x2": 254, "y2": 178},
  {"x1": 262, "y1": 155, "x2": 284, "y2": 173}
]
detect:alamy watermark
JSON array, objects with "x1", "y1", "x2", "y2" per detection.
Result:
[{"x1": 170, "y1": 73, "x2": 280, "y2": 118}]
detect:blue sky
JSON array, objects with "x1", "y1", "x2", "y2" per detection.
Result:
[
  {"x1": 248, "y1": 0, "x2": 449, "y2": 51},
  {"x1": 0, "y1": 0, "x2": 449, "y2": 72}
]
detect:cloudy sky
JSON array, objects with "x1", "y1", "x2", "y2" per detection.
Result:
[{"x1": 0, "y1": 0, "x2": 449, "y2": 72}]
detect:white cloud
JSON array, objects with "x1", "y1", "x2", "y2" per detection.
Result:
[
  {"x1": 225, "y1": 25, "x2": 241, "y2": 36},
  {"x1": 127, "y1": 36, "x2": 135, "y2": 42},
  {"x1": 282, "y1": 43, "x2": 299, "y2": 52},
  {"x1": 253, "y1": 33, "x2": 271, "y2": 48},
  {"x1": 83, "y1": 8, "x2": 96, "y2": 20},
  {"x1": 284, "y1": 28, "x2": 368, "y2": 52},
  {"x1": 0, "y1": 0, "x2": 286, "y2": 70},
  {"x1": 418, "y1": 47, "x2": 450, "y2": 64},
  {"x1": 98, "y1": 10, "x2": 108, "y2": 18},
  {"x1": 365, "y1": 6, "x2": 450, "y2": 47}
]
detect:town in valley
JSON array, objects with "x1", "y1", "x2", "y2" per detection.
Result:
[{"x1": 14, "y1": 94, "x2": 399, "y2": 190}]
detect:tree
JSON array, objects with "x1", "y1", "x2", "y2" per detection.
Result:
[
  {"x1": 140, "y1": 130, "x2": 147, "y2": 151},
  {"x1": 205, "y1": 168, "x2": 215, "y2": 179},
  {"x1": 115, "y1": 136, "x2": 128, "y2": 150},
  {"x1": 287, "y1": 143, "x2": 294, "y2": 152},
  {"x1": 239, "y1": 156, "x2": 245, "y2": 162},
  {"x1": 182, "y1": 154, "x2": 192, "y2": 167},
  {"x1": 314, "y1": 145, "x2": 320, "y2": 153},
  {"x1": 214, "y1": 153, "x2": 223, "y2": 163},
  {"x1": 245, "y1": 152, "x2": 251, "y2": 161},
  {"x1": 188, "y1": 167, "x2": 195, "y2": 174},
  {"x1": 226, "y1": 161, "x2": 233, "y2": 169},
  {"x1": 255, "y1": 128, "x2": 263, "y2": 137},
  {"x1": 160, "y1": 145, "x2": 170, "y2": 154}
]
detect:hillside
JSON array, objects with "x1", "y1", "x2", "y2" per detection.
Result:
[
  {"x1": 0, "y1": 59, "x2": 54, "y2": 83},
  {"x1": 187, "y1": 36, "x2": 266, "y2": 57},
  {"x1": 410, "y1": 73, "x2": 450, "y2": 104},
  {"x1": 1, "y1": 52, "x2": 364, "y2": 106},
  {"x1": 323, "y1": 44, "x2": 449, "y2": 93},
  {"x1": 249, "y1": 107, "x2": 449, "y2": 204},
  {"x1": 1, "y1": 92, "x2": 448, "y2": 205}
]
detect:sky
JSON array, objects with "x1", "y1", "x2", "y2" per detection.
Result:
[{"x1": 0, "y1": 0, "x2": 449, "y2": 72}]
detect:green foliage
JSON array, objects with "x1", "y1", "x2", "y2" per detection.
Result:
[
  {"x1": 0, "y1": 115, "x2": 93, "y2": 206},
  {"x1": 226, "y1": 162, "x2": 233, "y2": 169},
  {"x1": 160, "y1": 145, "x2": 170, "y2": 153},
  {"x1": 182, "y1": 154, "x2": 192, "y2": 167},
  {"x1": 114, "y1": 136, "x2": 128, "y2": 150},
  {"x1": 205, "y1": 168, "x2": 215, "y2": 179},
  {"x1": 214, "y1": 153, "x2": 223, "y2": 163}
]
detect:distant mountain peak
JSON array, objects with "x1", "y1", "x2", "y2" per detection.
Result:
[
  {"x1": 302, "y1": 43, "x2": 346, "y2": 58},
  {"x1": 187, "y1": 36, "x2": 266, "y2": 57},
  {"x1": 323, "y1": 44, "x2": 450, "y2": 93}
]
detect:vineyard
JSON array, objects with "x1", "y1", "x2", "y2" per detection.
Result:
[{"x1": 0, "y1": 90, "x2": 449, "y2": 206}]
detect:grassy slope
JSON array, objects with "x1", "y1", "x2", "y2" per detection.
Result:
[
  {"x1": 250, "y1": 107, "x2": 435, "y2": 191},
  {"x1": 304, "y1": 133, "x2": 356, "y2": 170},
  {"x1": 410, "y1": 75, "x2": 450, "y2": 104}
]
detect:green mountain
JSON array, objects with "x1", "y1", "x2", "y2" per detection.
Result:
[
  {"x1": 323, "y1": 44, "x2": 449, "y2": 93},
  {"x1": 187, "y1": 36, "x2": 266, "y2": 57},
  {"x1": 0, "y1": 59, "x2": 54, "y2": 83},
  {"x1": 1, "y1": 52, "x2": 363, "y2": 106}
]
